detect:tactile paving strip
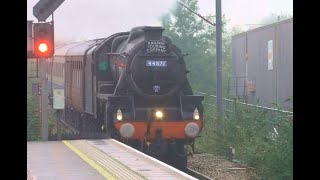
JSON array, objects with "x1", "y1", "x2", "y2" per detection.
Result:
[{"x1": 64, "y1": 140, "x2": 147, "y2": 180}]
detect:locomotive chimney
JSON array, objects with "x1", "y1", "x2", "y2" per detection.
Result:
[{"x1": 142, "y1": 27, "x2": 165, "y2": 41}]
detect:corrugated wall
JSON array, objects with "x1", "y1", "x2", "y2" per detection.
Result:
[
  {"x1": 247, "y1": 25, "x2": 277, "y2": 106},
  {"x1": 231, "y1": 18, "x2": 293, "y2": 109},
  {"x1": 231, "y1": 34, "x2": 247, "y2": 99},
  {"x1": 278, "y1": 20, "x2": 293, "y2": 108}
]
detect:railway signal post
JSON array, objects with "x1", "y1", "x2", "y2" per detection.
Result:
[
  {"x1": 33, "y1": 22, "x2": 55, "y2": 141},
  {"x1": 39, "y1": 58, "x2": 48, "y2": 141},
  {"x1": 33, "y1": 22, "x2": 54, "y2": 141},
  {"x1": 33, "y1": 0, "x2": 65, "y2": 141}
]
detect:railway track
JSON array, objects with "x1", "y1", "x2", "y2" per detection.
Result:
[{"x1": 185, "y1": 167, "x2": 214, "y2": 180}]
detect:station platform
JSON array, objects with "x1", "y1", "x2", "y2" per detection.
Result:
[{"x1": 27, "y1": 139, "x2": 197, "y2": 180}]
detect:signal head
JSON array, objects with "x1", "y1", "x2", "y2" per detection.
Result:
[{"x1": 33, "y1": 22, "x2": 54, "y2": 58}]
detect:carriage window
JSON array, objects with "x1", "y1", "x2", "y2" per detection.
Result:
[
  {"x1": 77, "y1": 71, "x2": 79, "y2": 86},
  {"x1": 78, "y1": 71, "x2": 80, "y2": 86}
]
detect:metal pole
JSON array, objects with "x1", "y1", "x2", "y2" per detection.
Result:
[
  {"x1": 216, "y1": 0, "x2": 223, "y2": 150},
  {"x1": 36, "y1": 58, "x2": 39, "y2": 77},
  {"x1": 40, "y1": 58, "x2": 48, "y2": 141}
]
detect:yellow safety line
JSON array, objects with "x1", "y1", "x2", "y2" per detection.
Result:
[{"x1": 62, "y1": 140, "x2": 116, "y2": 180}]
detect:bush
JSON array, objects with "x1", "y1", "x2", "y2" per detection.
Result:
[
  {"x1": 195, "y1": 97, "x2": 293, "y2": 180},
  {"x1": 27, "y1": 79, "x2": 41, "y2": 141}
]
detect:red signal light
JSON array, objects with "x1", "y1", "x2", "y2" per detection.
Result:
[
  {"x1": 38, "y1": 43, "x2": 48, "y2": 53},
  {"x1": 34, "y1": 40, "x2": 52, "y2": 58},
  {"x1": 120, "y1": 63, "x2": 126, "y2": 68}
]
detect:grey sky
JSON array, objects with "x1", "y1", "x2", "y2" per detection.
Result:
[{"x1": 27, "y1": 0, "x2": 293, "y2": 42}]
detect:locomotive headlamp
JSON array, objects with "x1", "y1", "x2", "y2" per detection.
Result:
[
  {"x1": 193, "y1": 108, "x2": 200, "y2": 120},
  {"x1": 155, "y1": 110, "x2": 163, "y2": 119},
  {"x1": 116, "y1": 109, "x2": 123, "y2": 121}
]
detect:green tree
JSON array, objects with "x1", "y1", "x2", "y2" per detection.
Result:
[
  {"x1": 160, "y1": 0, "x2": 243, "y2": 97},
  {"x1": 160, "y1": 0, "x2": 217, "y2": 94}
]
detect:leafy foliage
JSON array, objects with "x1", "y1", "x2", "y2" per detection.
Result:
[
  {"x1": 160, "y1": 0, "x2": 243, "y2": 97},
  {"x1": 27, "y1": 62, "x2": 62, "y2": 141},
  {"x1": 27, "y1": 79, "x2": 41, "y2": 141},
  {"x1": 224, "y1": 101, "x2": 293, "y2": 180},
  {"x1": 160, "y1": 0, "x2": 217, "y2": 94}
]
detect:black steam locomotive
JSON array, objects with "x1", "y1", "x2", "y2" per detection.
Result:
[{"x1": 49, "y1": 26, "x2": 204, "y2": 168}]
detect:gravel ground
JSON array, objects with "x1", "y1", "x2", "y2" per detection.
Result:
[{"x1": 187, "y1": 153, "x2": 257, "y2": 180}]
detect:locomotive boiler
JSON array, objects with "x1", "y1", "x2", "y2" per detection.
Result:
[{"x1": 49, "y1": 26, "x2": 204, "y2": 168}]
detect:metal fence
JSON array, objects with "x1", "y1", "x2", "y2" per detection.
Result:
[{"x1": 195, "y1": 91, "x2": 293, "y2": 115}]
